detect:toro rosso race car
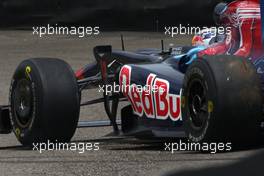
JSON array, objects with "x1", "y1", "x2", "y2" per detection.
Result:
[{"x1": 0, "y1": 0, "x2": 264, "y2": 147}]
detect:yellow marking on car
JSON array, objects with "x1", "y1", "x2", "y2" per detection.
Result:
[
  {"x1": 25, "y1": 66, "x2": 31, "y2": 78},
  {"x1": 26, "y1": 66, "x2": 31, "y2": 74},
  {"x1": 15, "y1": 128, "x2": 21, "y2": 136},
  {"x1": 208, "y1": 101, "x2": 214, "y2": 113},
  {"x1": 181, "y1": 96, "x2": 185, "y2": 108}
]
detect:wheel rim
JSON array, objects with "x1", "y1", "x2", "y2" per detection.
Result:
[
  {"x1": 187, "y1": 78, "x2": 208, "y2": 130},
  {"x1": 13, "y1": 79, "x2": 33, "y2": 127}
]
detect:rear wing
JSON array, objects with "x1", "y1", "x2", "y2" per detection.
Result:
[{"x1": 261, "y1": 0, "x2": 264, "y2": 45}]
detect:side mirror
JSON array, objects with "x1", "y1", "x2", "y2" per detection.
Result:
[
  {"x1": 93, "y1": 45, "x2": 112, "y2": 62},
  {"x1": 94, "y1": 45, "x2": 112, "y2": 55}
]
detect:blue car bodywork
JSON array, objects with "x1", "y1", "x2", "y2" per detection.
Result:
[
  {"x1": 119, "y1": 14, "x2": 264, "y2": 136},
  {"x1": 117, "y1": 46, "x2": 206, "y2": 137}
]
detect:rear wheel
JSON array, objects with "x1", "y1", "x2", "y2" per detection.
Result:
[
  {"x1": 10, "y1": 58, "x2": 80, "y2": 146},
  {"x1": 182, "y1": 55, "x2": 263, "y2": 144}
]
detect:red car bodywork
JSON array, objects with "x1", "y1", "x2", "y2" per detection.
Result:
[{"x1": 199, "y1": 0, "x2": 264, "y2": 62}]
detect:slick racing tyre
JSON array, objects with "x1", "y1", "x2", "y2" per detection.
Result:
[
  {"x1": 182, "y1": 55, "x2": 263, "y2": 144},
  {"x1": 9, "y1": 58, "x2": 80, "y2": 146}
]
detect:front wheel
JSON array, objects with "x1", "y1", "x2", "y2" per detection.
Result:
[{"x1": 10, "y1": 58, "x2": 80, "y2": 146}]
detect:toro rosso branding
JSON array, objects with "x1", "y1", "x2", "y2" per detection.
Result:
[{"x1": 119, "y1": 65, "x2": 182, "y2": 121}]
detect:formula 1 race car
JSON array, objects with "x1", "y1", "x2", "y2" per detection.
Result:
[
  {"x1": 1, "y1": 0, "x2": 264, "y2": 146},
  {"x1": 0, "y1": 36, "x2": 263, "y2": 146}
]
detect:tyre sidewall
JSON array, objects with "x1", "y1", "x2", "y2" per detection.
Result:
[
  {"x1": 182, "y1": 60, "x2": 217, "y2": 143},
  {"x1": 10, "y1": 60, "x2": 44, "y2": 145}
]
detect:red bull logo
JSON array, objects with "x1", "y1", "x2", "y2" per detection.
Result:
[{"x1": 119, "y1": 65, "x2": 182, "y2": 121}]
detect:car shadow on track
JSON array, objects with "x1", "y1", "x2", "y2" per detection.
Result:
[
  {"x1": 73, "y1": 134, "x2": 188, "y2": 151},
  {"x1": 1, "y1": 135, "x2": 264, "y2": 153},
  {"x1": 0, "y1": 145, "x2": 30, "y2": 150},
  {"x1": 72, "y1": 136, "x2": 264, "y2": 153}
]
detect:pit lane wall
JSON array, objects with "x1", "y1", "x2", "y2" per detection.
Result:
[{"x1": 261, "y1": 0, "x2": 264, "y2": 44}]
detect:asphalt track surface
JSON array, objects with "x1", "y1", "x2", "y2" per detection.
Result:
[{"x1": 0, "y1": 31, "x2": 264, "y2": 176}]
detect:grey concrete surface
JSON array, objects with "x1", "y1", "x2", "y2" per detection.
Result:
[{"x1": 0, "y1": 31, "x2": 262, "y2": 176}]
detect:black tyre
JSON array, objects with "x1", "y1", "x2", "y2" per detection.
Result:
[
  {"x1": 182, "y1": 55, "x2": 263, "y2": 144},
  {"x1": 10, "y1": 58, "x2": 80, "y2": 146}
]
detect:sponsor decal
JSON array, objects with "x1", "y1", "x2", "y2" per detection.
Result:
[
  {"x1": 208, "y1": 101, "x2": 214, "y2": 113},
  {"x1": 25, "y1": 66, "x2": 32, "y2": 79},
  {"x1": 119, "y1": 65, "x2": 182, "y2": 121},
  {"x1": 15, "y1": 128, "x2": 21, "y2": 137}
]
